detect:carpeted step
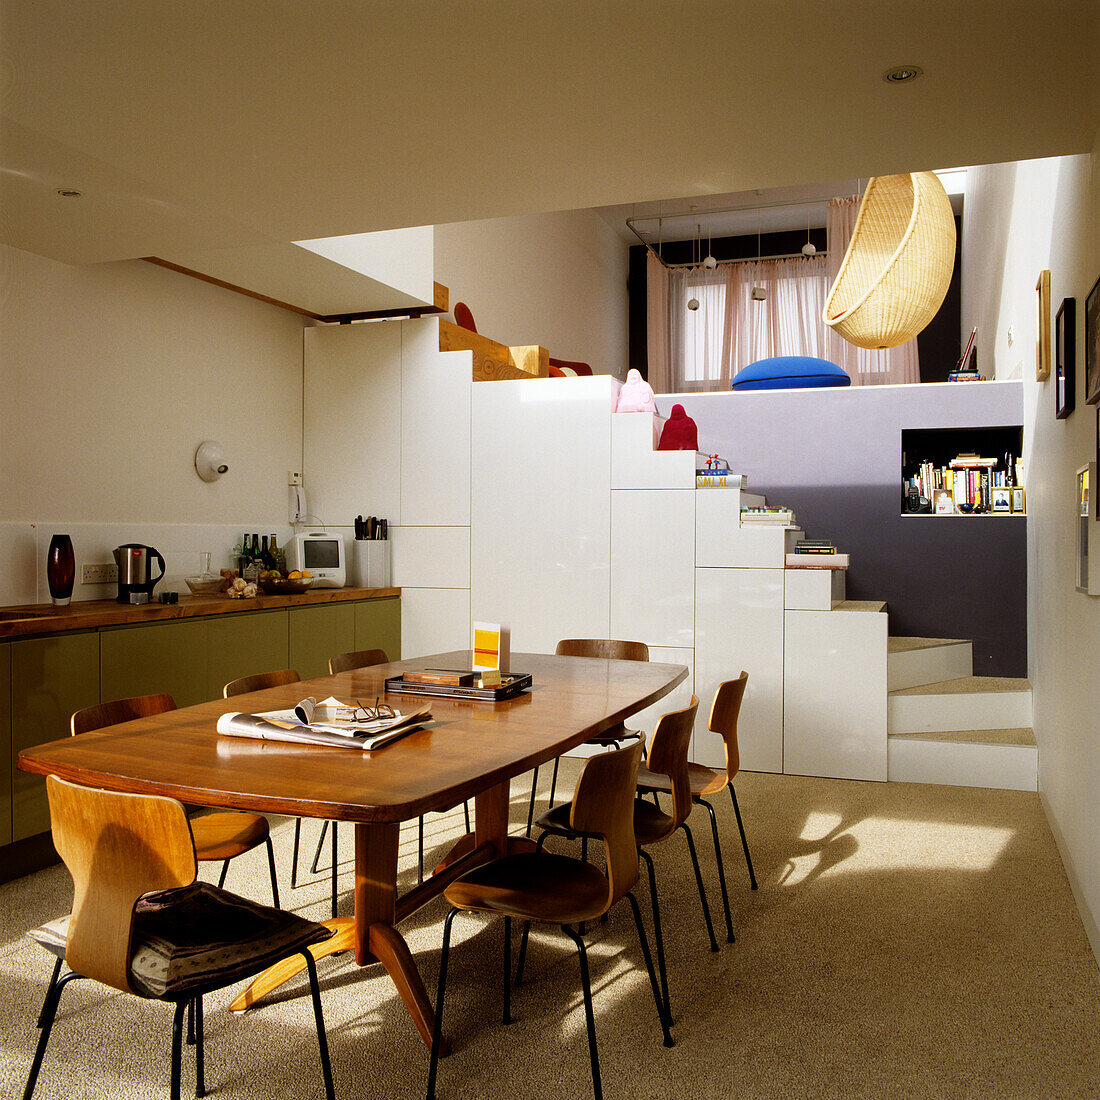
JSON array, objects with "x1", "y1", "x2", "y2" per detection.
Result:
[
  {"x1": 888, "y1": 726, "x2": 1037, "y2": 790},
  {"x1": 888, "y1": 676, "x2": 1031, "y2": 735},
  {"x1": 887, "y1": 636, "x2": 973, "y2": 691}
]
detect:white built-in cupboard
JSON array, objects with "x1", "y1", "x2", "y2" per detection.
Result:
[{"x1": 303, "y1": 317, "x2": 887, "y2": 778}]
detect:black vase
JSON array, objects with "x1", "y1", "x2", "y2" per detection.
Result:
[{"x1": 47, "y1": 534, "x2": 75, "y2": 606}]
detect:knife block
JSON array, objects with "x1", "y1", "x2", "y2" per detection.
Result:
[{"x1": 350, "y1": 540, "x2": 391, "y2": 588}]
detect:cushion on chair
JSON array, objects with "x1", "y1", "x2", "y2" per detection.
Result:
[
  {"x1": 731, "y1": 356, "x2": 851, "y2": 390},
  {"x1": 128, "y1": 881, "x2": 332, "y2": 999},
  {"x1": 28, "y1": 915, "x2": 71, "y2": 960}
]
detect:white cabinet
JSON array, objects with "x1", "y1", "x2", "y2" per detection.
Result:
[
  {"x1": 783, "y1": 608, "x2": 888, "y2": 781},
  {"x1": 470, "y1": 377, "x2": 615, "y2": 654},
  {"x1": 304, "y1": 322, "x2": 402, "y2": 526},
  {"x1": 694, "y1": 567, "x2": 784, "y2": 773},
  {"x1": 610, "y1": 489, "x2": 695, "y2": 648}
]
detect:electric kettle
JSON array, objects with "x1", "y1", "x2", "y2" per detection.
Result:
[{"x1": 113, "y1": 543, "x2": 166, "y2": 604}]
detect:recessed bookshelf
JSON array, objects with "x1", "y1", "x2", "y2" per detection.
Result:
[{"x1": 901, "y1": 426, "x2": 1025, "y2": 516}]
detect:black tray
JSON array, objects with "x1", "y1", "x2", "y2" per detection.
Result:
[{"x1": 385, "y1": 671, "x2": 532, "y2": 701}]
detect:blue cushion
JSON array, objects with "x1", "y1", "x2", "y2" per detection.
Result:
[{"x1": 731, "y1": 356, "x2": 850, "y2": 390}]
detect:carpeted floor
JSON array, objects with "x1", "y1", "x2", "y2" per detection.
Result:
[{"x1": 2, "y1": 764, "x2": 1099, "y2": 1099}]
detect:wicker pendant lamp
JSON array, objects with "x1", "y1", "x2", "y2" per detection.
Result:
[{"x1": 823, "y1": 171, "x2": 956, "y2": 349}]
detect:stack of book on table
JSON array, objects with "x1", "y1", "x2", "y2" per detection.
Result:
[{"x1": 741, "y1": 506, "x2": 795, "y2": 525}]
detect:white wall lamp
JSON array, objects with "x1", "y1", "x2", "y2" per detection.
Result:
[{"x1": 194, "y1": 440, "x2": 229, "y2": 482}]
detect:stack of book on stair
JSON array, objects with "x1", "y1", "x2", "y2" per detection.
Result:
[
  {"x1": 794, "y1": 539, "x2": 836, "y2": 554},
  {"x1": 741, "y1": 506, "x2": 795, "y2": 525}
]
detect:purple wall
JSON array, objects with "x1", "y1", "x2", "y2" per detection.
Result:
[{"x1": 669, "y1": 381, "x2": 1027, "y2": 676}]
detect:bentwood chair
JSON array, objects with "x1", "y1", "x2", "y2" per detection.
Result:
[
  {"x1": 24, "y1": 776, "x2": 335, "y2": 1100},
  {"x1": 525, "y1": 638, "x2": 650, "y2": 834},
  {"x1": 536, "y1": 696, "x2": 718, "y2": 1026},
  {"x1": 328, "y1": 648, "x2": 471, "y2": 884},
  {"x1": 426, "y1": 740, "x2": 671, "y2": 1100},
  {"x1": 637, "y1": 673, "x2": 757, "y2": 943},
  {"x1": 221, "y1": 669, "x2": 345, "y2": 909}
]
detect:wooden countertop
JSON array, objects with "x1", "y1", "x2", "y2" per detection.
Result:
[{"x1": 0, "y1": 586, "x2": 400, "y2": 640}]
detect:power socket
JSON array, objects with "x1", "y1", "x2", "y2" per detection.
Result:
[
  {"x1": 288, "y1": 470, "x2": 303, "y2": 486},
  {"x1": 81, "y1": 563, "x2": 118, "y2": 585}
]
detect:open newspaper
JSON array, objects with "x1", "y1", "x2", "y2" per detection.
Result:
[{"x1": 216, "y1": 695, "x2": 431, "y2": 751}]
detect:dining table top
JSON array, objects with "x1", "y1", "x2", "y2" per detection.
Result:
[{"x1": 17, "y1": 650, "x2": 688, "y2": 824}]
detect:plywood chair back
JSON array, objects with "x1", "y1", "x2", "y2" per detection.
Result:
[
  {"x1": 72, "y1": 694, "x2": 176, "y2": 736},
  {"x1": 709, "y1": 673, "x2": 748, "y2": 779},
  {"x1": 46, "y1": 774, "x2": 196, "y2": 995},
  {"x1": 568, "y1": 739, "x2": 644, "y2": 909},
  {"x1": 555, "y1": 638, "x2": 650, "y2": 662},
  {"x1": 223, "y1": 668, "x2": 301, "y2": 698},
  {"x1": 328, "y1": 649, "x2": 389, "y2": 675},
  {"x1": 645, "y1": 696, "x2": 700, "y2": 831}
]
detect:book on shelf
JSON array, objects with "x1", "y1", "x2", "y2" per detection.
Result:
[
  {"x1": 949, "y1": 454, "x2": 998, "y2": 468},
  {"x1": 741, "y1": 506, "x2": 795, "y2": 525},
  {"x1": 697, "y1": 473, "x2": 746, "y2": 488},
  {"x1": 785, "y1": 553, "x2": 849, "y2": 568},
  {"x1": 216, "y1": 696, "x2": 431, "y2": 750}
]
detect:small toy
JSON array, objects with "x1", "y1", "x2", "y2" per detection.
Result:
[
  {"x1": 615, "y1": 368, "x2": 656, "y2": 414},
  {"x1": 657, "y1": 403, "x2": 699, "y2": 450}
]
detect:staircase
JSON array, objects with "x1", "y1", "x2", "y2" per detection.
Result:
[{"x1": 886, "y1": 638, "x2": 1036, "y2": 791}]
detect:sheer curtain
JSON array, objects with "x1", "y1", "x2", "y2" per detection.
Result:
[
  {"x1": 646, "y1": 197, "x2": 922, "y2": 391},
  {"x1": 824, "y1": 196, "x2": 920, "y2": 386}
]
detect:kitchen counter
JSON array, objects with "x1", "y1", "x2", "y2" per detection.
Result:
[{"x1": 0, "y1": 586, "x2": 400, "y2": 639}]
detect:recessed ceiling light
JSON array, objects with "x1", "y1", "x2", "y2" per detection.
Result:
[
  {"x1": 882, "y1": 65, "x2": 923, "y2": 84},
  {"x1": 55, "y1": 188, "x2": 83, "y2": 197}
]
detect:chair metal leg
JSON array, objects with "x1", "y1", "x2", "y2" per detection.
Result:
[
  {"x1": 679, "y1": 822, "x2": 719, "y2": 952},
  {"x1": 301, "y1": 951, "x2": 336, "y2": 1100},
  {"x1": 700, "y1": 797, "x2": 735, "y2": 943},
  {"x1": 35, "y1": 957, "x2": 64, "y2": 1028},
  {"x1": 170, "y1": 998, "x2": 187, "y2": 1100},
  {"x1": 418, "y1": 816, "x2": 425, "y2": 884},
  {"x1": 290, "y1": 816, "x2": 303, "y2": 888},
  {"x1": 625, "y1": 891, "x2": 674, "y2": 1046},
  {"x1": 330, "y1": 821, "x2": 338, "y2": 920},
  {"x1": 265, "y1": 835, "x2": 280, "y2": 908},
  {"x1": 463, "y1": 800, "x2": 471, "y2": 833},
  {"x1": 310, "y1": 820, "x2": 330, "y2": 874},
  {"x1": 23, "y1": 970, "x2": 82, "y2": 1100},
  {"x1": 502, "y1": 917, "x2": 513, "y2": 1025},
  {"x1": 729, "y1": 783, "x2": 758, "y2": 889},
  {"x1": 186, "y1": 995, "x2": 196, "y2": 1044},
  {"x1": 525, "y1": 765, "x2": 540, "y2": 837},
  {"x1": 515, "y1": 920, "x2": 532, "y2": 986},
  {"x1": 426, "y1": 908, "x2": 457, "y2": 1100},
  {"x1": 194, "y1": 995, "x2": 205, "y2": 1098},
  {"x1": 638, "y1": 848, "x2": 672, "y2": 1026},
  {"x1": 561, "y1": 924, "x2": 602, "y2": 1100},
  {"x1": 216, "y1": 859, "x2": 229, "y2": 888},
  {"x1": 547, "y1": 756, "x2": 561, "y2": 808}
]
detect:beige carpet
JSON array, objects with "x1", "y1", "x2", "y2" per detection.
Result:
[{"x1": 2, "y1": 765, "x2": 1099, "y2": 1099}]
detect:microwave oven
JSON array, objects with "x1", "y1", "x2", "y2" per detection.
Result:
[{"x1": 286, "y1": 532, "x2": 346, "y2": 588}]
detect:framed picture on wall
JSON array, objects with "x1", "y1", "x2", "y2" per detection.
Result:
[
  {"x1": 1055, "y1": 297, "x2": 1076, "y2": 418},
  {"x1": 1087, "y1": 274, "x2": 1100, "y2": 404},
  {"x1": 1036, "y1": 270, "x2": 1051, "y2": 381}
]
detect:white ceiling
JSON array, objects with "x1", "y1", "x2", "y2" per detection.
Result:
[{"x1": 2, "y1": 1, "x2": 1096, "y2": 267}]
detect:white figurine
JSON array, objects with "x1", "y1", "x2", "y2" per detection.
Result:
[{"x1": 616, "y1": 368, "x2": 656, "y2": 413}]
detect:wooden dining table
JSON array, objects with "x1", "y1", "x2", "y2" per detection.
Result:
[{"x1": 17, "y1": 649, "x2": 687, "y2": 1050}]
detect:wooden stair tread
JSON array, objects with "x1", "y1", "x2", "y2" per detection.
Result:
[
  {"x1": 888, "y1": 636, "x2": 970, "y2": 653},
  {"x1": 889, "y1": 727, "x2": 1036, "y2": 747},
  {"x1": 890, "y1": 675, "x2": 1031, "y2": 696}
]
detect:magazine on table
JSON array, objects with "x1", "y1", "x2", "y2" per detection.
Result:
[{"x1": 216, "y1": 695, "x2": 431, "y2": 751}]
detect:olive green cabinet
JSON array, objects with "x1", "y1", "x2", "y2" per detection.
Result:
[
  {"x1": 354, "y1": 596, "x2": 402, "y2": 663},
  {"x1": 11, "y1": 630, "x2": 100, "y2": 841},
  {"x1": 0, "y1": 643, "x2": 11, "y2": 846},
  {"x1": 100, "y1": 619, "x2": 209, "y2": 708},
  {"x1": 6, "y1": 595, "x2": 399, "y2": 857},
  {"x1": 288, "y1": 603, "x2": 357, "y2": 679},
  {"x1": 205, "y1": 609, "x2": 290, "y2": 698}
]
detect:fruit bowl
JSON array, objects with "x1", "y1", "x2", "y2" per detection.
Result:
[{"x1": 257, "y1": 573, "x2": 314, "y2": 595}]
